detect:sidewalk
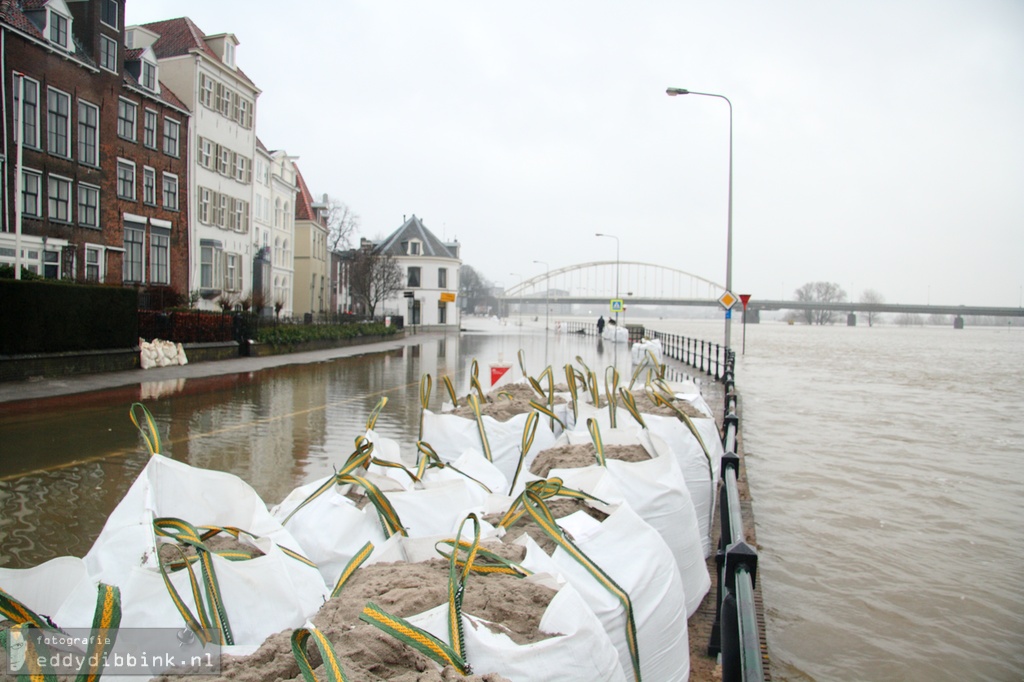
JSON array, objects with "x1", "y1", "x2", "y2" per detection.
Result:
[{"x1": 0, "y1": 332, "x2": 441, "y2": 405}]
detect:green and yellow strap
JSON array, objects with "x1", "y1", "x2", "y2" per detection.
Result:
[
  {"x1": 435, "y1": 539, "x2": 531, "y2": 578},
  {"x1": 0, "y1": 587, "x2": 58, "y2": 630},
  {"x1": 291, "y1": 625, "x2": 349, "y2": 682},
  {"x1": 414, "y1": 442, "x2": 492, "y2": 493},
  {"x1": 330, "y1": 541, "x2": 374, "y2": 598},
  {"x1": 466, "y1": 395, "x2": 494, "y2": 463},
  {"x1": 418, "y1": 374, "x2": 433, "y2": 440},
  {"x1": 338, "y1": 474, "x2": 407, "y2": 538},
  {"x1": 563, "y1": 363, "x2": 581, "y2": 422},
  {"x1": 365, "y1": 397, "x2": 388, "y2": 432},
  {"x1": 441, "y1": 375, "x2": 459, "y2": 408},
  {"x1": 587, "y1": 418, "x2": 607, "y2": 467},
  {"x1": 74, "y1": 583, "x2": 122, "y2": 682},
  {"x1": 360, "y1": 602, "x2": 469, "y2": 675},
  {"x1": 154, "y1": 517, "x2": 233, "y2": 645},
  {"x1": 605, "y1": 366, "x2": 620, "y2": 428},
  {"x1": 618, "y1": 388, "x2": 647, "y2": 430},
  {"x1": 507, "y1": 411, "x2": 539, "y2": 495},
  {"x1": 517, "y1": 349, "x2": 528, "y2": 378},
  {"x1": 519, "y1": 490, "x2": 642, "y2": 682},
  {"x1": 130, "y1": 402, "x2": 162, "y2": 456},
  {"x1": 497, "y1": 478, "x2": 604, "y2": 529}
]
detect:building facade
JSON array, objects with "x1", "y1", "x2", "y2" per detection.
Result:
[
  {"x1": 292, "y1": 163, "x2": 327, "y2": 317},
  {"x1": 375, "y1": 214, "x2": 461, "y2": 328},
  {"x1": 131, "y1": 17, "x2": 258, "y2": 310},
  {"x1": 2, "y1": 0, "x2": 189, "y2": 297}
]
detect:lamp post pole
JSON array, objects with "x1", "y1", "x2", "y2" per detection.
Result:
[
  {"x1": 666, "y1": 87, "x2": 734, "y2": 349},
  {"x1": 595, "y1": 233, "x2": 620, "y2": 326},
  {"x1": 533, "y1": 260, "x2": 549, "y2": 331}
]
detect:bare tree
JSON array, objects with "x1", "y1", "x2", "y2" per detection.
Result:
[
  {"x1": 324, "y1": 197, "x2": 360, "y2": 253},
  {"x1": 794, "y1": 281, "x2": 847, "y2": 325},
  {"x1": 860, "y1": 288, "x2": 885, "y2": 327},
  {"x1": 459, "y1": 265, "x2": 492, "y2": 314},
  {"x1": 350, "y1": 250, "x2": 404, "y2": 319}
]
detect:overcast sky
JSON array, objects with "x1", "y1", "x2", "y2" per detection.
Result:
[{"x1": 127, "y1": 1, "x2": 1024, "y2": 307}]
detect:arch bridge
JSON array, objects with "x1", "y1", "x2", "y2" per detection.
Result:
[{"x1": 503, "y1": 261, "x2": 725, "y2": 308}]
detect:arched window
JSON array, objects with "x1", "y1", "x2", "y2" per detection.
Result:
[{"x1": 274, "y1": 198, "x2": 282, "y2": 228}]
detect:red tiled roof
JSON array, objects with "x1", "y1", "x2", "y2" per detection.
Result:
[
  {"x1": 124, "y1": 47, "x2": 144, "y2": 60},
  {"x1": 0, "y1": 0, "x2": 42, "y2": 38},
  {"x1": 142, "y1": 16, "x2": 257, "y2": 89},
  {"x1": 293, "y1": 164, "x2": 322, "y2": 224}
]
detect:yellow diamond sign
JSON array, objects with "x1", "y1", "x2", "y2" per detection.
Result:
[{"x1": 718, "y1": 291, "x2": 738, "y2": 310}]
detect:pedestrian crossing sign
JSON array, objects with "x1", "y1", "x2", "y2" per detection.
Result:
[{"x1": 610, "y1": 299, "x2": 624, "y2": 312}]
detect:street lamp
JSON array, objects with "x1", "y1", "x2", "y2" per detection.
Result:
[
  {"x1": 533, "y1": 260, "x2": 549, "y2": 331},
  {"x1": 509, "y1": 272, "x2": 523, "y2": 328},
  {"x1": 595, "y1": 233, "x2": 620, "y2": 327},
  {"x1": 666, "y1": 86, "x2": 734, "y2": 349}
]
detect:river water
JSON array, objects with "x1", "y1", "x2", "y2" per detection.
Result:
[{"x1": 1, "y1": 316, "x2": 1021, "y2": 680}]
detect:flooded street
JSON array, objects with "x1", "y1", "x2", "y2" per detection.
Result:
[{"x1": 0, "y1": 319, "x2": 662, "y2": 567}]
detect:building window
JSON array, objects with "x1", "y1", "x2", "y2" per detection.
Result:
[
  {"x1": 162, "y1": 173, "x2": 178, "y2": 210},
  {"x1": 85, "y1": 246, "x2": 103, "y2": 282},
  {"x1": 78, "y1": 184, "x2": 100, "y2": 228},
  {"x1": 438, "y1": 302, "x2": 447, "y2": 324},
  {"x1": 163, "y1": 119, "x2": 180, "y2": 157},
  {"x1": 49, "y1": 11, "x2": 68, "y2": 48},
  {"x1": 21, "y1": 170, "x2": 41, "y2": 216},
  {"x1": 42, "y1": 250, "x2": 60, "y2": 279},
  {"x1": 143, "y1": 166, "x2": 156, "y2": 205},
  {"x1": 141, "y1": 61, "x2": 157, "y2": 91},
  {"x1": 198, "y1": 137, "x2": 213, "y2": 168},
  {"x1": 218, "y1": 147, "x2": 231, "y2": 175},
  {"x1": 143, "y1": 109, "x2": 157, "y2": 149},
  {"x1": 124, "y1": 223, "x2": 145, "y2": 283},
  {"x1": 98, "y1": 34, "x2": 116, "y2": 71},
  {"x1": 225, "y1": 253, "x2": 240, "y2": 291},
  {"x1": 438, "y1": 268, "x2": 447, "y2": 288},
  {"x1": 47, "y1": 175, "x2": 72, "y2": 222},
  {"x1": 407, "y1": 266, "x2": 421, "y2": 288},
  {"x1": 13, "y1": 75, "x2": 39, "y2": 147},
  {"x1": 150, "y1": 229, "x2": 170, "y2": 285},
  {"x1": 117, "y1": 159, "x2": 135, "y2": 200},
  {"x1": 224, "y1": 41, "x2": 235, "y2": 68},
  {"x1": 216, "y1": 82, "x2": 231, "y2": 117},
  {"x1": 200, "y1": 241, "x2": 223, "y2": 289},
  {"x1": 217, "y1": 194, "x2": 228, "y2": 228},
  {"x1": 47, "y1": 88, "x2": 70, "y2": 157},
  {"x1": 77, "y1": 101, "x2": 99, "y2": 166},
  {"x1": 237, "y1": 98, "x2": 252, "y2": 129},
  {"x1": 199, "y1": 74, "x2": 214, "y2": 108},
  {"x1": 198, "y1": 187, "x2": 211, "y2": 223},
  {"x1": 117, "y1": 99, "x2": 137, "y2": 141},
  {"x1": 101, "y1": 0, "x2": 117, "y2": 27}
]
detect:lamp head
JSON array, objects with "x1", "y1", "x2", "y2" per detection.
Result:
[{"x1": 666, "y1": 87, "x2": 690, "y2": 96}]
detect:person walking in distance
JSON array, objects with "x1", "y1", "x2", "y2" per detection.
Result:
[{"x1": 597, "y1": 315, "x2": 605, "y2": 336}]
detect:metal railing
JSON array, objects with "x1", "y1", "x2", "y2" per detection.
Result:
[{"x1": 647, "y1": 333, "x2": 764, "y2": 681}]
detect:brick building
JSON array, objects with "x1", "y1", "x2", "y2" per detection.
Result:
[{"x1": 1, "y1": 0, "x2": 190, "y2": 298}]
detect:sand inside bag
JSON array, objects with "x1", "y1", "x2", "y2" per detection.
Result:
[
  {"x1": 528, "y1": 443, "x2": 651, "y2": 479},
  {"x1": 450, "y1": 383, "x2": 566, "y2": 422},
  {"x1": 152, "y1": 556, "x2": 556, "y2": 682}
]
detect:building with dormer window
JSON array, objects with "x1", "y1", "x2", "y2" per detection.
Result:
[
  {"x1": 2, "y1": 0, "x2": 190, "y2": 295},
  {"x1": 369, "y1": 215, "x2": 461, "y2": 328},
  {"x1": 130, "y1": 16, "x2": 258, "y2": 310}
]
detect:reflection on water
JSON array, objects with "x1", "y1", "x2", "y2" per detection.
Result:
[{"x1": 0, "y1": 323, "x2": 672, "y2": 569}]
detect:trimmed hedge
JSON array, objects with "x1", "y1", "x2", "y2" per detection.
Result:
[
  {"x1": 255, "y1": 321, "x2": 397, "y2": 347},
  {"x1": 0, "y1": 279, "x2": 138, "y2": 354}
]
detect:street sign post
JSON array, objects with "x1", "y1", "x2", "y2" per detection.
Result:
[{"x1": 739, "y1": 294, "x2": 752, "y2": 354}]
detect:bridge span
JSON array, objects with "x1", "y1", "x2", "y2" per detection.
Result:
[{"x1": 498, "y1": 261, "x2": 1023, "y2": 321}]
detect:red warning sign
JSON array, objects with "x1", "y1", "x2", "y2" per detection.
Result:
[
  {"x1": 739, "y1": 294, "x2": 752, "y2": 310},
  {"x1": 490, "y1": 364, "x2": 511, "y2": 386}
]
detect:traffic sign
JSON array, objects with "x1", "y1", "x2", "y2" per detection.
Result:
[
  {"x1": 610, "y1": 299, "x2": 624, "y2": 312},
  {"x1": 718, "y1": 291, "x2": 738, "y2": 310},
  {"x1": 725, "y1": 309, "x2": 732, "y2": 319},
  {"x1": 739, "y1": 294, "x2": 752, "y2": 310}
]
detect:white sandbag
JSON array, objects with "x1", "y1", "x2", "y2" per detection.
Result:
[
  {"x1": 83, "y1": 454, "x2": 328, "y2": 645},
  {"x1": 176, "y1": 342, "x2": 188, "y2": 365},
  {"x1": 420, "y1": 409, "x2": 557, "y2": 494},
  {"x1": 406, "y1": 579, "x2": 628, "y2": 682},
  {"x1": 515, "y1": 504, "x2": 690, "y2": 681},
  {"x1": 0, "y1": 556, "x2": 99, "y2": 630},
  {"x1": 630, "y1": 337, "x2": 663, "y2": 366},
  {"x1": 602, "y1": 324, "x2": 629, "y2": 343},
  {"x1": 543, "y1": 422, "x2": 711, "y2": 615}
]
